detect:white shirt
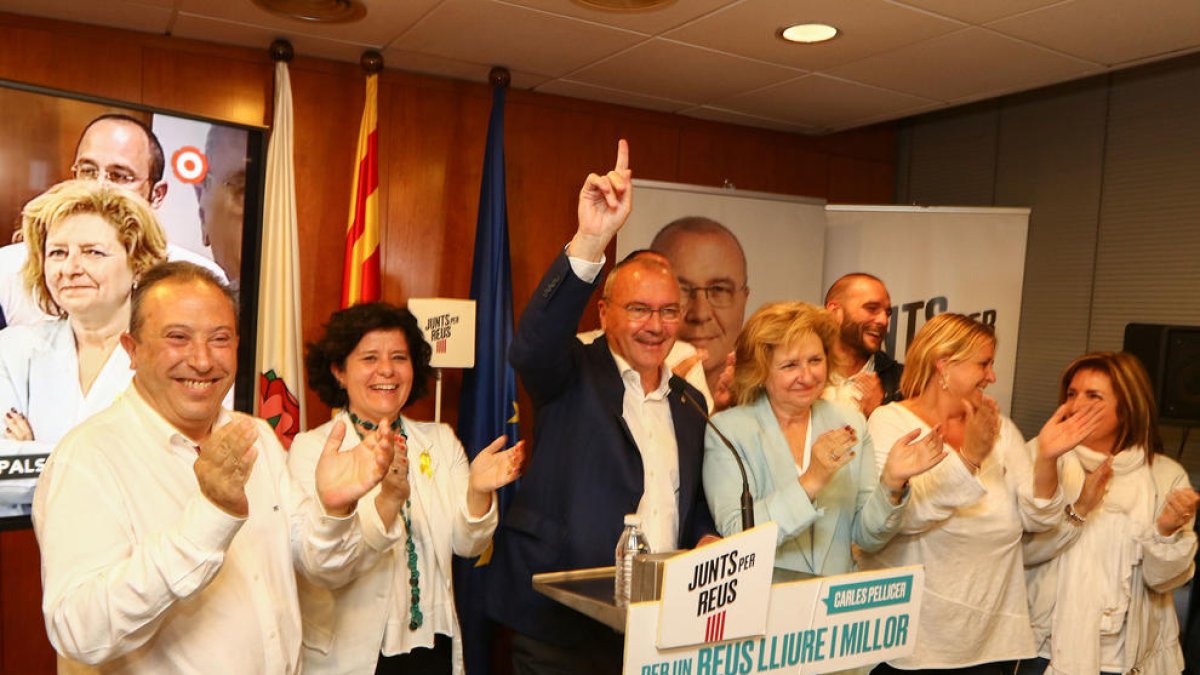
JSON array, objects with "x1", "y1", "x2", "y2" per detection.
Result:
[
  {"x1": 287, "y1": 415, "x2": 498, "y2": 675},
  {"x1": 0, "y1": 242, "x2": 228, "y2": 327},
  {"x1": 821, "y1": 354, "x2": 875, "y2": 409},
  {"x1": 32, "y1": 385, "x2": 399, "y2": 674},
  {"x1": 0, "y1": 319, "x2": 132, "y2": 516},
  {"x1": 578, "y1": 328, "x2": 714, "y2": 412},
  {"x1": 611, "y1": 351, "x2": 681, "y2": 553},
  {"x1": 859, "y1": 402, "x2": 1060, "y2": 669}
]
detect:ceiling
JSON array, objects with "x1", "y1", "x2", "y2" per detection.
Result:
[{"x1": 4, "y1": 0, "x2": 1200, "y2": 134}]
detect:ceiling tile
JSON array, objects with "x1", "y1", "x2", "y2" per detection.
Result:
[
  {"x1": 175, "y1": 0, "x2": 440, "y2": 47},
  {"x1": 665, "y1": 0, "x2": 964, "y2": 71},
  {"x1": 681, "y1": 105, "x2": 819, "y2": 134},
  {"x1": 533, "y1": 78, "x2": 689, "y2": 113},
  {"x1": 987, "y1": 0, "x2": 1200, "y2": 66},
  {"x1": 502, "y1": 0, "x2": 736, "y2": 35},
  {"x1": 715, "y1": 74, "x2": 936, "y2": 131},
  {"x1": 892, "y1": 0, "x2": 1065, "y2": 25},
  {"x1": 0, "y1": 0, "x2": 174, "y2": 33},
  {"x1": 172, "y1": 14, "x2": 375, "y2": 63},
  {"x1": 388, "y1": 0, "x2": 645, "y2": 78},
  {"x1": 383, "y1": 48, "x2": 549, "y2": 89},
  {"x1": 569, "y1": 38, "x2": 802, "y2": 104},
  {"x1": 827, "y1": 27, "x2": 1100, "y2": 102}
]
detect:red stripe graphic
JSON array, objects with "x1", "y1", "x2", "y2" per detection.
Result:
[{"x1": 705, "y1": 610, "x2": 726, "y2": 642}]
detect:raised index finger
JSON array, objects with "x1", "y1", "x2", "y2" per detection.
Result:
[{"x1": 614, "y1": 138, "x2": 629, "y2": 172}]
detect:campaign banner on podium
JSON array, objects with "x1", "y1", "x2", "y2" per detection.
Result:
[
  {"x1": 407, "y1": 298, "x2": 476, "y2": 368},
  {"x1": 625, "y1": 566, "x2": 924, "y2": 674},
  {"x1": 657, "y1": 523, "x2": 777, "y2": 649}
]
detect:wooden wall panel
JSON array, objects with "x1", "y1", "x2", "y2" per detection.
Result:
[{"x1": 0, "y1": 11, "x2": 896, "y2": 672}]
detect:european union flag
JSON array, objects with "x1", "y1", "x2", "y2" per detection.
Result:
[{"x1": 454, "y1": 78, "x2": 520, "y2": 675}]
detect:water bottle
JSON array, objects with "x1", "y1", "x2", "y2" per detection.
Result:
[{"x1": 614, "y1": 513, "x2": 651, "y2": 608}]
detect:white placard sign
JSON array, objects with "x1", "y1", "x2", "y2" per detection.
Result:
[
  {"x1": 407, "y1": 298, "x2": 476, "y2": 369},
  {"x1": 657, "y1": 522, "x2": 778, "y2": 649},
  {"x1": 626, "y1": 566, "x2": 925, "y2": 675}
]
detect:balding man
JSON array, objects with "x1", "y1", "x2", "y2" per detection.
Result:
[
  {"x1": 823, "y1": 272, "x2": 904, "y2": 417},
  {"x1": 651, "y1": 216, "x2": 748, "y2": 411},
  {"x1": 0, "y1": 114, "x2": 226, "y2": 327},
  {"x1": 194, "y1": 125, "x2": 248, "y2": 288},
  {"x1": 488, "y1": 142, "x2": 716, "y2": 675}
]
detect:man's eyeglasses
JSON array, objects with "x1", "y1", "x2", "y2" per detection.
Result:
[
  {"x1": 71, "y1": 162, "x2": 144, "y2": 187},
  {"x1": 622, "y1": 303, "x2": 682, "y2": 323},
  {"x1": 680, "y1": 283, "x2": 743, "y2": 309}
]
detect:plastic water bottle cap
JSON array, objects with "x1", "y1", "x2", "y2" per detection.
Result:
[{"x1": 624, "y1": 514, "x2": 642, "y2": 526}]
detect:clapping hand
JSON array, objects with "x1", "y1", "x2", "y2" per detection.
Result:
[
  {"x1": 961, "y1": 395, "x2": 1000, "y2": 470},
  {"x1": 569, "y1": 139, "x2": 632, "y2": 262},
  {"x1": 316, "y1": 419, "x2": 394, "y2": 517},
  {"x1": 1157, "y1": 487, "x2": 1200, "y2": 536},
  {"x1": 466, "y1": 436, "x2": 524, "y2": 517},
  {"x1": 850, "y1": 372, "x2": 884, "y2": 417},
  {"x1": 800, "y1": 425, "x2": 858, "y2": 499},
  {"x1": 1037, "y1": 402, "x2": 1104, "y2": 460},
  {"x1": 881, "y1": 425, "x2": 947, "y2": 496},
  {"x1": 195, "y1": 415, "x2": 259, "y2": 518},
  {"x1": 713, "y1": 352, "x2": 736, "y2": 413}
]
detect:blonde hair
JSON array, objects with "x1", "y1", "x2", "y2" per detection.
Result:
[
  {"x1": 732, "y1": 301, "x2": 837, "y2": 405},
  {"x1": 1058, "y1": 351, "x2": 1163, "y2": 459},
  {"x1": 899, "y1": 313, "x2": 996, "y2": 399},
  {"x1": 20, "y1": 179, "x2": 167, "y2": 317}
]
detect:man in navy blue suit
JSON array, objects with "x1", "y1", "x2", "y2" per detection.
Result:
[{"x1": 487, "y1": 140, "x2": 717, "y2": 675}]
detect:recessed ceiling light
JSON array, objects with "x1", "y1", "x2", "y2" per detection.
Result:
[
  {"x1": 251, "y1": 0, "x2": 366, "y2": 23},
  {"x1": 780, "y1": 23, "x2": 838, "y2": 44}
]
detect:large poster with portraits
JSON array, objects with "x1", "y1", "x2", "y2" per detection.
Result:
[
  {"x1": 618, "y1": 180, "x2": 828, "y2": 397},
  {"x1": 0, "y1": 80, "x2": 264, "y2": 525},
  {"x1": 823, "y1": 205, "x2": 1029, "y2": 411}
]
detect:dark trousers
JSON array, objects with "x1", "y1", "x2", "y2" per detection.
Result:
[
  {"x1": 872, "y1": 661, "x2": 1018, "y2": 675},
  {"x1": 510, "y1": 627, "x2": 624, "y2": 675},
  {"x1": 375, "y1": 633, "x2": 453, "y2": 675}
]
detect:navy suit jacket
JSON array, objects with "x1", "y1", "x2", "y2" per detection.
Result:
[{"x1": 486, "y1": 252, "x2": 715, "y2": 646}]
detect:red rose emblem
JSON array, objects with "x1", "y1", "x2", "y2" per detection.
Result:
[{"x1": 259, "y1": 369, "x2": 301, "y2": 449}]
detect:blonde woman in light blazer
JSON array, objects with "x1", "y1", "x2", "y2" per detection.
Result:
[
  {"x1": 702, "y1": 302, "x2": 945, "y2": 580},
  {"x1": 289, "y1": 303, "x2": 523, "y2": 675}
]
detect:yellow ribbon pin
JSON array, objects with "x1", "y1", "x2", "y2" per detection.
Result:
[{"x1": 419, "y1": 449, "x2": 432, "y2": 478}]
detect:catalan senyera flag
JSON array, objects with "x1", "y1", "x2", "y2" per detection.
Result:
[
  {"x1": 341, "y1": 72, "x2": 381, "y2": 308},
  {"x1": 454, "y1": 79, "x2": 520, "y2": 675},
  {"x1": 255, "y1": 59, "x2": 306, "y2": 448}
]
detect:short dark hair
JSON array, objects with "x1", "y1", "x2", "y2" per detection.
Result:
[
  {"x1": 824, "y1": 272, "x2": 886, "y2": 305},
  {"x1": 306, "y1": 303, "x2": 433, "y2": 410},
  {"x1": 130, "y1": 261, "x2": 237, "y2": 337},
  {"x1": 77, "y1": 113, "x2": 166, "y2": 184}
]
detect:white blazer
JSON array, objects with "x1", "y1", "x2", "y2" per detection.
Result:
[
  {"x1": 0, "y1": 319, "x2": 132, "y2": 515},
  {"x1": 287, "y1": 412, "x2": 498, "y2": 675}
]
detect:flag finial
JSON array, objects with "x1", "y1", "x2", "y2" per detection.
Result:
[
  {"x1": 489, "y1": 66, "x2": 511, "y2": 89},
  {"x1": 269, "y1": 39, "x2": 293, "y2": 63},
  {"x1": 361, "y1": 50, "x2": 384, "y2": 75}
]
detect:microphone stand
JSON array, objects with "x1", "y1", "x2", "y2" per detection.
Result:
[{"x1": 670, "y1": 376, "x2": 754, "y2": 532}]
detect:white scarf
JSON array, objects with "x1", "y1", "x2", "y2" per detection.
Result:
[{"x1": 1049, "y1": 446, "x2": 1155, "y2": 675}]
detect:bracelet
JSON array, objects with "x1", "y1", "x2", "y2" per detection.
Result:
[{"x1": 1065, "y1": 503, "x2": 1086, "y2": 526}]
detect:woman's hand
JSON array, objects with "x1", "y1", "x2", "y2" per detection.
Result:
[
  {"x1": 3, "y1": 409, "x2": 32, "y2": 441},
  {"x1": 799, "y1": 425, "x2": 857, "y2": 500},
  {"x1": 373, "y1": 431, "x2": 410, "y2": 527},
  {"x1": 1073, "y1": 456, "x2": 1113, "y2": 519},
  {"x1": 467, "y1": 436, "x2": 525, "y2": 517},
  {"x1": 960, "y1": 396, "x2": 999, "y2": 471},
  {"x1": 1036, "y1": 402, "x2": 1103, "y2": 460},
  {"x1": 881, "y1": 426, "x2": 947, "y2": 497},
  {"x1": 316, "y1": 418, "x2": 394, "y2": 517},
  {"x1": 1156, "y1": 487, "x2": 1200, "y2": 537}
]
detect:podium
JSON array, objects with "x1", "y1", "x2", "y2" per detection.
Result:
[{"x1": 532, "y1": 566, "x2": 624, "y2": 633}]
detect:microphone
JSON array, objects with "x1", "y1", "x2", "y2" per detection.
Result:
[{"x1": 669, "y1": 376, "x2": 754, "y2": 532}]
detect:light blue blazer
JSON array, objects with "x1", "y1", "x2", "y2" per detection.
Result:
[{"x1": 702, "y1": 397, "x2": 903, "y2": 577}]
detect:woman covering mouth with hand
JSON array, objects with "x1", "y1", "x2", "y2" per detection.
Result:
[{"x1": 288, "y1": 302, "x2": 524, "y2": 675}]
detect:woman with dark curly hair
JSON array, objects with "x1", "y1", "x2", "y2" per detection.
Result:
[{"x1": 287, "y1": 302, "x2": 524, "y2": 675}]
